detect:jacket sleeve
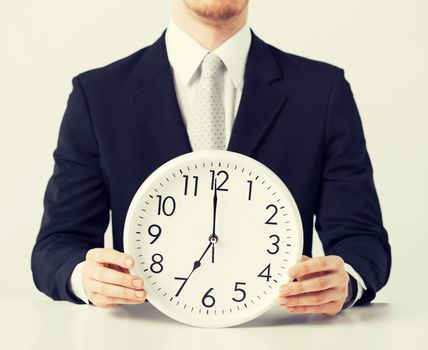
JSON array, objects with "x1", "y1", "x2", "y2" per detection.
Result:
[
  {"x1": 314, "y1": 68, "x2": 392, "y2": 305},
  {"x1": 31, "y1": 75, "x2": 110, "y2": 304}
]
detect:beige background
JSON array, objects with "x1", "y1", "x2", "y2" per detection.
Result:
[{"x1": 1, "y1": 0, "x2": 427, "y2": 303}]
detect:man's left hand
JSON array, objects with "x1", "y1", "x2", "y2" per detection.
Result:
[{"x1": 278, "y1": 255, "x2": 349, "y2": 317}]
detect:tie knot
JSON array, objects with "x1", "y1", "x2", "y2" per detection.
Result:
[{"x1": 201, "y1": 52, "x2": 224, "y2": 80}]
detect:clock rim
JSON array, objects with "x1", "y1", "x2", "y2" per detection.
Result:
[{"x1": 123, "y1": 150, "x2": 304, "y2": 328}]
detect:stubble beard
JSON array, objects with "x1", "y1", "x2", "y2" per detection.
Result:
[{"x1": 182, "y1": 0, "x2": 248, "y2": 24}]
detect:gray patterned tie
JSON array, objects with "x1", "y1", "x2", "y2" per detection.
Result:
[{"x1": 187, "y1": 52, "x2": 226, "y2": 151}]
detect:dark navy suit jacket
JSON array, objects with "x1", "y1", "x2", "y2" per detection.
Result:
[{"x1": 31, "y1": 28, "x2": 391, "y2": 305}]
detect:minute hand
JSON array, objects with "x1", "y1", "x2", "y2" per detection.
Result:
[
  {"x1": 209, "y1": 178, "x2": 219, "y2": 243},
  {"x1": 208, "y1": 178, "x2": 219, "y2": 264}
]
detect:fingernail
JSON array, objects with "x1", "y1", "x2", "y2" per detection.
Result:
[
  {"x1": 287, "y1": 307, "x2": 296, "y2": 312},
  {"x1": 288, "y1": 268, "x2": 296, "y2": 277},
  {"x1": 136, "y1": 290, "x2": 145, "y2": 299},
  {"x1": 125, "y1": 258, "x2": 133, "y2": 267},
  {"x1": 281, "y1": 298, "x2": 289, "y2": 305},
  {"x1": 133, "y1": 279, "x2": 143, "y2": 288}
]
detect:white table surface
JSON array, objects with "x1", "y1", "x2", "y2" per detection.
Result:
[{"x1": 1, "y1": 299, "x2": 427, "y2": 350}]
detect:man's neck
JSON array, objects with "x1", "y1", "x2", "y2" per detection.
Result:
[{"x1": 172, "y1": 1, "x2": 248, "y2": 51}]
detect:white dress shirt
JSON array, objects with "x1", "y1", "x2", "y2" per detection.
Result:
[{"x1": 69, "y1": 17, "x2": 367, "y2": 308}]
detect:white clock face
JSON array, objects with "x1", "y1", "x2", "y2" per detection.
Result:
[{"x1": 124, "y1": 150, "x2": 303, "y2": 328}]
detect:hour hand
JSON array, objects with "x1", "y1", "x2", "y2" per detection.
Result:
[{"x1": 174, "y1": 242, "x2": 213, "y2": 297}]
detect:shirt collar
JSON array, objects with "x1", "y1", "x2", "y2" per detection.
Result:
[{"x1": 165, "y1": 17, "x2": 252, "y2": 89}]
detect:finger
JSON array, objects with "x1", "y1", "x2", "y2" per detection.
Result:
[
  {"x1": 278, "y1": 287, "x2": 340, "y2": 307},
  {"x1": 295, "y1": 270, "x2": 326, "y2": 282},
  {"x1": 279, "y1": 272, "x2": 338, "y2": 296},
  {"x1": 114, "y1": 263, "x2": 130, "y2": 274},
  {"x1": 91, "y1": 292, "x2": 147, "y2": 307},
  {"x1": 103, "y1": 263, "x2": 130, "y2": 274},
  {"x1": 285, "y1": 300, "x2": 342, "y2": 314},
  {"x1": 86, "y1": 248, "x2": 135, "y2": 269},
  {"x1": 288, "y1": 255, "x2": 343, "y2": 278},
  {"x1": 287, "y1": 256, "x2": 315, "y2": 283},
  {"x1": 288, "y1": 255, "x2": 310, "y2": 281},
  {"x1": 286, "y1": 256, "x2": 310, "y2": 283},
  {"x1": 87, "y1": 261, "x2": 144, "y2": 289},
  {"x1": 87, "y1": 279, "x2": 147, "y2": 301}
]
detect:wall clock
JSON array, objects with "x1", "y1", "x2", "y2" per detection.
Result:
[{"x1": 124, "y1": 150, "x2": 303, "y2": 327}]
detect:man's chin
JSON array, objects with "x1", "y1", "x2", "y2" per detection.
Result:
[{"x1": 183, "y1": 0, "x2": 248, "y2": 23}]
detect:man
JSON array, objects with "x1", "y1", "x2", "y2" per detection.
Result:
[{"x1": 31, "y1": 0, "x2": 391, "y2": 317}]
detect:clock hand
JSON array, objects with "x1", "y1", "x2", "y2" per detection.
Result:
[
  {"x1": 174, "y1": 241, "x2": 213, "y2": 297},
  {"x1": 208, "y1": 177, "x2": 219, "y2": 244},
  {"x1": 208, "y1": 177, "x2": 219, "y2": 264},
  {"x1": 175, "y1": 178, "x2": 220, "y2": 296},
  {"x1": 211, "y1": 241, "x2": 215, "y2": 264},
  {"x1": 198, "y1": 240, "x2": 214, "y2": 262}
]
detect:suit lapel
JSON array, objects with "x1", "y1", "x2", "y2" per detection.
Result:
[
  {"x1": 130, "y1": 28, "x2": 288, "y2": 162},
  {"x1": 227, "y1": 29, "x2": 288, "y2": 156},
  {"x1": 130, "y1": 29, "x2": 192, "y2": 162}
]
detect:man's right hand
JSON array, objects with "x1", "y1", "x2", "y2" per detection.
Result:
[{"x1": 82, "y1": 248, "x2": 147, "y2": 308}]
